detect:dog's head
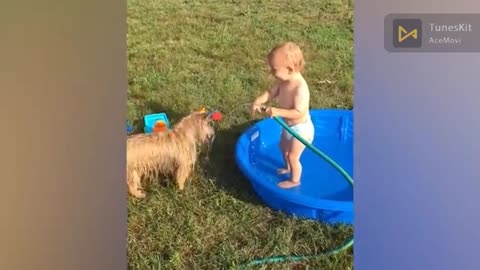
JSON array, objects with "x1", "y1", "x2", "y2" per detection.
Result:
[
  {"x1": 173, "y1": 112, "x2": 216, "y2": 144},
  {"x1": 194, "y1": 112, "x2": 216, "y2": 144}
]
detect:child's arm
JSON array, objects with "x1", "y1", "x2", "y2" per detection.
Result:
[
  {"x1": 267, "y1": 87, "x2": 308, "y2": 119},
  {"x1": 253, "y1": 82, "x2": 280, "y2": 105},
  {"x1": 251, "y1": 82, "x2": 279, "y2": 114}
]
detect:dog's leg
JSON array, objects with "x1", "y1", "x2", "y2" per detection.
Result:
[
  {"x1": 190, "y1": 151, "x2": 197, "y2": 175},
  {"x1": 127, "y1": 169, "x2": 146, "y2": 198},
  {"x1": 175, "y1": 163, "x2": 192, "y2": 191}
]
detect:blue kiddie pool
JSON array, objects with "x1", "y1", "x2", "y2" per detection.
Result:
[{"x1": 235, "y1": 109, "x2": 353, "y2": 224}]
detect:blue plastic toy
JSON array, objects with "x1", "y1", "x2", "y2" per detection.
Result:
[
  {"x1": 235, "y1": 109, "x2": 353, "y2": 224},
  {"x1": 126, "y1": 122, "x2": 133, "y2": 134},
  {"x1": 144, "y1": 113, "x2": 170, "y2": 134}
]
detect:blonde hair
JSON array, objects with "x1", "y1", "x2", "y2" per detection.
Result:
[{"x1": 267, "y1": 42, "x2": 305, "y2": 72}]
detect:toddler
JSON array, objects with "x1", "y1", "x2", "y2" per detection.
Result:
[{"x1": 251, "y1": 42, "x2": 314, "y2": 189}]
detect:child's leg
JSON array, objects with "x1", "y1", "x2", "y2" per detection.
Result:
[
  {"x1": 277, "y1": 130, "x2": 291, "y2": 174},
  {"x1": 278, "y1": 138, "x2": 306, "y2": 189},
  {"x1": 277, "y1": 116, "x2": 314, "y2": 189}
]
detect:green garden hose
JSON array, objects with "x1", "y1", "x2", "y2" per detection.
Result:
[{"x1": 237, "y1": 115, "x2": 354, "y2": 269}]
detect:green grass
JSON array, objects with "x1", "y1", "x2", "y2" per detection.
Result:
[{"x1": 127, "y1": 0, "x2": 354, "y2": 269}]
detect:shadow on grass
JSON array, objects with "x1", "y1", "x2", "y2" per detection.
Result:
[{"x1": 203, "y1": 120, "x2": 266, "y2": 207}]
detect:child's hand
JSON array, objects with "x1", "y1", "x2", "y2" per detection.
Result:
[
  {"x1": 265, "y1": 106, "x2": 279, "y2": 117},
  {"x1": 250, "y1": 103, "x2": 263, "y2": 117}
]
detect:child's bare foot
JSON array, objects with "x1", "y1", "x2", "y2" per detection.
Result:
[
  {"x1": 277, "y1": 168, "x2": 290, "y2": 175},
  {"x1": 278, "y1": 180, "x2": 300, "y2": 189}
]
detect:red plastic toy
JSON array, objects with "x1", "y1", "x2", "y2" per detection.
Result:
[{"x1": 211, "y1": 111, "x2": 223, "y2": 122}]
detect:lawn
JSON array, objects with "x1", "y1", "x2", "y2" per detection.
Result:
[{"x1": 127, "y1": 0, "x2": 354, "y2": 269}]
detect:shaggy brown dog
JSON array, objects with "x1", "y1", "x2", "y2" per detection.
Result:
[{"x1": 127, "y1": 112, "x2": 215, "y2": 198}]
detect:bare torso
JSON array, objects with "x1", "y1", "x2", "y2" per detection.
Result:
[{"x1": 274, "y1": 75, "x2": 310, "y2": 126}]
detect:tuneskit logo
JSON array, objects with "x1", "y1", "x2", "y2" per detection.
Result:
[{"x1": 393, "y1": 19, "x2": 422, "y2": 48}]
